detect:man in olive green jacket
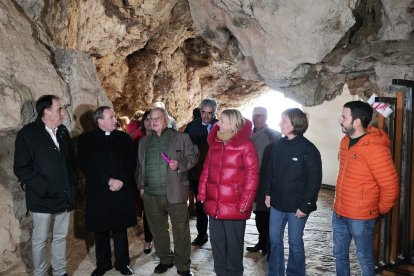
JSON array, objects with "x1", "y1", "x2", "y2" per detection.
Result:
[{"x1": 135, "y1": 107, "x2": 198, "y2": 276}]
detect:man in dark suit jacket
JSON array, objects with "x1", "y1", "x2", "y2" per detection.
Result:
[
  {"x1": 184, "y1": 98, "x2": 218, "y2": 246},
  {"x1": 14, "y1": 94, "x2": 77, "y2": 276},
  {"x1": 136, "y1": 107, "x2": 198, "y2": 276},
  {"x1": 78, "y1": 106, "x2": 136, "y2": 276}
]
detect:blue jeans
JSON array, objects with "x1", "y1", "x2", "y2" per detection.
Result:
[
  {"x1": 268, "y1": 207, "x2": 308, "y2": 276},
  {"x1": 332, "y1": 212, "x2": 375, "y2": 276}
]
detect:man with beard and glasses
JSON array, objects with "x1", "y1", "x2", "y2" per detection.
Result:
[{"x1": 333, "y1": 100, "x2": 399, "y2": 276}]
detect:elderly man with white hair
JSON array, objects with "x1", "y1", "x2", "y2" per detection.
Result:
[
  {"x1": 247, "y1": 106, "x2": 281, "y2": 255},
  {"x1": 136, "y1": 107, "x2": 198, "y2": 276}
]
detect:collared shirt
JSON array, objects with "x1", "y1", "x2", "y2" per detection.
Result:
[
  {"x1": 45, "y1": 125, "x2": 59, "y2": 149},
  {"x1": 202, "y1": 122, "x2": 212, "y2": 133}
]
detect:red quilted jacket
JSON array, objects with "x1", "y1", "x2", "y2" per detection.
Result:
[
  {"x1": 198, "y1": 119, "x2": 259, "y2": 220},
  {"x1": 334, "y1": 126, "x2": 399, "y2": 220}
]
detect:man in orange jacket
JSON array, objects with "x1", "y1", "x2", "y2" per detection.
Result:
[{"x1": 333, "y1": 100, "x2": 399, "y2": 276}]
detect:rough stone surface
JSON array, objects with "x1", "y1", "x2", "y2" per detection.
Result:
[{"x1": 189, "y1": 0, "x2": 414, "y2": 105}]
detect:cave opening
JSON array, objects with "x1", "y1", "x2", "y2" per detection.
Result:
[{"x1": 240, "y1": 89, "x2": 302, "y2": 132}]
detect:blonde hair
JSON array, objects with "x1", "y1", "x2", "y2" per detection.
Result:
[
  {"x1": 117, "y1": 116, "x2": 130, "y2": 131},
  {"x1": 132, "y1": 110, "x2": 145, "y2": 121},
  {"x1": 221, "y1": 109, "x2": 245, "y2": 133}
]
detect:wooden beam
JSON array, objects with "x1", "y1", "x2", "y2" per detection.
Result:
[
  {"x1": 389, "y1": 91, "x2": 404, "y2": 262},
  {"x1": 410, "y1": 95, "x2": 414, "y2": 251}
]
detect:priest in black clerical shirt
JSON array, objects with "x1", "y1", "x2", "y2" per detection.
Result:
[{"x1": 78, "y1": 106, "x2": 136, "y2": 276}]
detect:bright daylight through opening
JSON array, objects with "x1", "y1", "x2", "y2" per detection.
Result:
[{"x1": 240, "y1": 89, "x2": 302, "y2": 131}]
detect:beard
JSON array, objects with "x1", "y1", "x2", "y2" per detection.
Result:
[{"x1": 341, "y1": 124, "x2": 355, "y2": 136}]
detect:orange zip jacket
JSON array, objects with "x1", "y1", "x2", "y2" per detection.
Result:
[{"x1": 334, "y1": 126, "x2": 399, "y2": 220}]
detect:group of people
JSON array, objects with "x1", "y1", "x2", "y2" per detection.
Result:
[{"x1": 13, "y1": 94, "x2": 399, "y2": 276}]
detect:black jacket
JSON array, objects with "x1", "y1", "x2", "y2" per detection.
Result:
[
  {"x1": 78, "y1": 128, "x2": 137, "y2": 232},
  {"x1": 264, "y1": 135, "x2": 322, "y2": 214},
  {"x1": 184, "y1": 118, "x2": 217, "y2": 183},
  {"x1": 13, "y1": 118, "x2": 77, "y2": 213}
]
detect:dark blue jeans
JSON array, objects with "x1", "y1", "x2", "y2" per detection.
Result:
[
  {"x1": 332, "y1": 212, "x2": 375, "y2": 276},
  {"x1": 268, "y1": 207, "x2": 308, "y2": 276}
]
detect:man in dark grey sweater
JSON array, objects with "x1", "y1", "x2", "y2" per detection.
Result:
[{"x1": 247, "y1": 107, "x2": 281, "y2": 255}]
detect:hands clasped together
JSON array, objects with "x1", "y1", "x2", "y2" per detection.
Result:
[{"x1": 108, "y1": 178, "x2": 123, "y2": 192}]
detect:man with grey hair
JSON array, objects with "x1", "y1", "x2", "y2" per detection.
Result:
[
  {"x1": 184, "y1": 98, "x2": 218, "y2": 246},
  {"x1": 247, "y1": 106, "x2": 281, "y2": 255},
  {"x1": 154, "y1": 101, "x2": 177, "y2": 130},
  {"x1": 14, "y1": 94, "x2": 77, "y2": 276},
  {"x1": 136, "y1": 107, "x2": 198, "y2": 276}
]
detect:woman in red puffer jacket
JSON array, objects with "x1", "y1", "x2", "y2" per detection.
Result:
[{"x1": 198, "y1": 109, "x2": 259, "y2": 276}]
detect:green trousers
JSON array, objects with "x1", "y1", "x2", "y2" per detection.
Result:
[{"x1": 143, "y1": 193, "x2": 191, "y2": 271}]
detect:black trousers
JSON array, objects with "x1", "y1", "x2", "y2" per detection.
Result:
[
  {"x1": 94, "y1": 229, "x2": 130, "y2": 270},
  {"x1": 209, "y1": 217, "x2": 246, "y2": 276},
  {"x1": 254, "y1": 210, "x2": 270, "y2": 248},
  {"x1": 194, "y1": 181, "x2": 208, "y2": 236}
]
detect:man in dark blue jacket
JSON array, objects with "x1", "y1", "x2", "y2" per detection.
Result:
[
  {"x1": 14, "y1": 95, "x2": 77, "y2": 276},
  {"x1": 184, "y1": 98, "x2": 218, "y2": 246}
]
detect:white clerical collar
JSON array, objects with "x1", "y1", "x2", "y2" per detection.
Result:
[{"x1": 105, "y1": 131, "x2": 111, "y2": 136}]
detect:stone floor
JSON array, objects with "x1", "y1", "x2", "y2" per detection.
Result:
[
  {"x1": 64, "y1": 189, "x2": 341, "y2": 275},
  {"x1": 15, "y1": 188, "x2": 410, "y2": 275}
]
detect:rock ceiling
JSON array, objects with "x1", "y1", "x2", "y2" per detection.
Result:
[{"x1": 2, "y1": 0, "x2": 412, "y2": 130}]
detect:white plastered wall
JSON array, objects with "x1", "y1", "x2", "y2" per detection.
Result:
[{"x1": 303, "y1": 85, "x2": 357, "y2": 186}]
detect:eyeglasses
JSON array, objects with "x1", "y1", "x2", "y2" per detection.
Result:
[
  {"x1": 253, "y1": 114, "x2": 265, "y2": 118},
  {"x1": 201, "y1": 110, "x2": 214, "y2": 116},
  {"x1": 150, "y1": 116, "x2": 162, "y2": 121}
]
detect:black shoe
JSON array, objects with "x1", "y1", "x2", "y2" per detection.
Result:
[
  {"x1": 246, "y1": 245, "x2": 264, "y2": 252},
  {"x1": 91, "y1": 266, "x2": 112, "y2": 276},
  {"x1": 116, "y1": 265, "x2": 134, "y2": 275},
  {"x1": 177, "y1": 270, "x2": 194, "y2": 276},
  {"x1": 191, "y1": 234, "x2": 208, "y2": 246},
  {"x1": 143, "y1": 242, "x2": 152, "y2": 254},
  {"x1": 154, "y1": 263, "x2": 174, "y2": 274}
]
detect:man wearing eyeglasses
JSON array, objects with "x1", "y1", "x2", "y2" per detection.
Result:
[
  {"x1": 247, "y1": 106, "x2": 281, "y2": 255},
  {"x1": 184, "y1": 98, "x2": 218, "y2": 247},
  {"x1": 14, "y1": 95, "x2": 77, "y2": 276},
  {"x1": 136, "y1": 107, "x2": 198, "y2": 276}
]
